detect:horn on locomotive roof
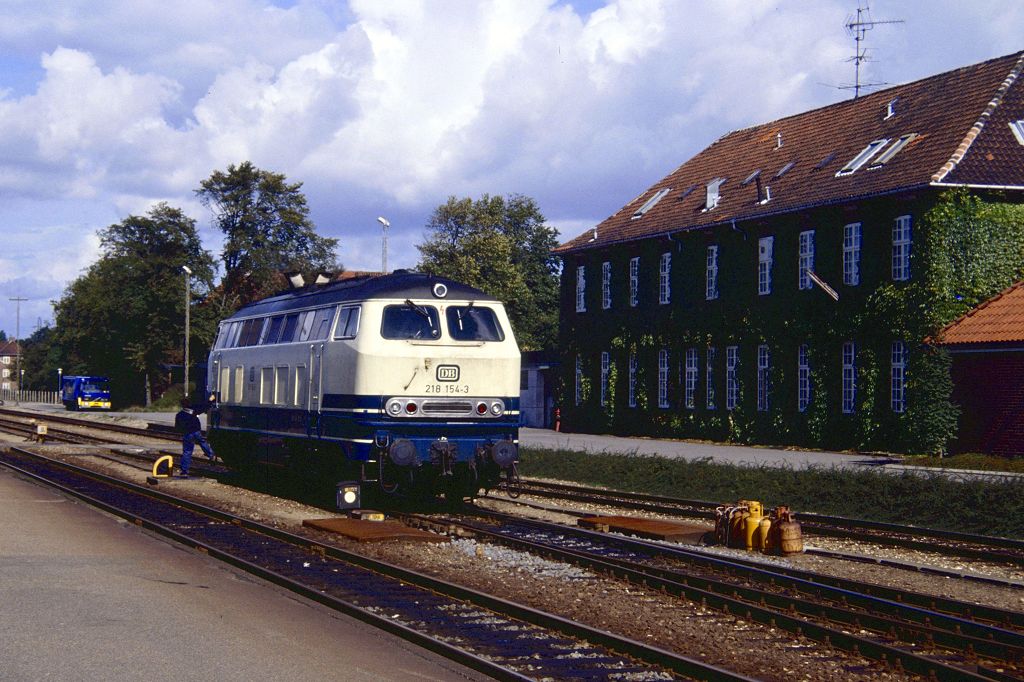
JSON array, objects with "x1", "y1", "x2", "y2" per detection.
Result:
[
  {"x1": 314, "y1": 272, "x2": 333, "y2": 285},
  {"x1": 286, "y1": 271, "x2": 305, "y2": 289}
]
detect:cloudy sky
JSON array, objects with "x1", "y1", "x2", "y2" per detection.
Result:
[{"x1": 0, "y1": 0, "x2": 1021, "y2": 338}]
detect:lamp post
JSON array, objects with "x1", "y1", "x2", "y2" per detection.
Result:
[
  {"x1": 182, "y1": 265, "x2": 192, "y2": 399},
  {"x1": 9, "y1": 296, "x2": 26, "y2": 405},
  {"x1": 58, "y1": 367, "x2": 63, "y2": 401},
  {"x1": 377, "y1": 216, "x2": 390, "y2": 274}
]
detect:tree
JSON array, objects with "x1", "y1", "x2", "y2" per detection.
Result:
[
  {"x1": 417, "y1": 194, "x2": 560, "y2": 351},
  {"x1": 196, "y1": 161, "x2": 340, "y2": 309},
  {"x1": 53, "y1": 203, "x2": 216, "y2": 405}
]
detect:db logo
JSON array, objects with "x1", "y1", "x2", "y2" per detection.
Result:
[{"x1": 437, "y1": 365, "x2": 460, "y2": 382}]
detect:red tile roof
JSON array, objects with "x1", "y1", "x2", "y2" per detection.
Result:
[
  {"x1": 935, "y1": 280, "x2": 1024, "y2": 346},
  {"x1": 0, "y1": 340, "x2": 20, "y2": 357},
  {"x1": 557, "y1": 51, "x2": 1024, "y2": 254}
]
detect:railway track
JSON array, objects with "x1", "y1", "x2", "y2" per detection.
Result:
[
  {"x1": 0, "y1": 446, "x2": 748, "y2": 682},
  {"x1": 502, "y1": 478, "x2": 1024, "y2": 569},
  {"x1": 409, "y1": 507, "x2": 1024, "y2": 682}
]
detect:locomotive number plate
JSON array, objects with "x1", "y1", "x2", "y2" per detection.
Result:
[{"x1": 436, "y1": 365, "x2": 460, "y2": 382}]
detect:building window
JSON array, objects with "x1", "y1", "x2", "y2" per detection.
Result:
[
  {"x1": 628, "y1": 352, "x2": 637, "y2": 408},
  {"x1": 843, "y1": 222, "x2": 861, "y2": 286},
  {"x1": 659, "y1": 252, "x2": 671, "y2": 304},
  {"x1": 706, "y1": 245, "x2": 719, "y2": 300},
  {"x1": 1011, "y1": 120, "x2": 1024, "y2": 146},
  {"x1": 658, "y1": 349, "x2": 669, "y2": 408},
  {"x1": 891, "y1": 341, "x2": 907, "y2": 413},
  {"x1": 757, "y1": 344, "x2": 770, "y2": 411},
  {"x1": 798, "y1": 344, "x2": 811, "y2": 413},
  {"x1": 798, "y1": 230, "x2": 815, "y2": 290},
  {"x1": 1, "y1": 369, "x2": 7, "y2": 379},
  {"x1": 601, "y1": 261, "x2": 611, "y2": 310},
  {"x1": 836, "y1": 138, "x2": 889, "y2": 176},
  {"x1": 632, "y1": 187, "x2": 670, "y2": 219},
  {"x1": 892, "y1": 215, "x2": 912, "y2": 281},
  {"x1": 629, "y1": 257, "x2": 639, "y2": 307},
  {"x1": 574, "y1": 355, "x2": 583, "y2": 406},
  {"x1": 600, "y1": 351, "x2": 610, "y2": 407},
  {"x1": 758, "y1": 236, "x2": 774, "y2": 295},
  {"x1": 1, "y1": 382, "x2": 8, "y2": 391},
  {"x1": 726, "y1": 346, "x2": 739, "y2": 410},
  {"x1": 706, "y1": 346, "x2": 716, "y2": 410},
  {"x1": 575, "y1": 265, "x2": 586, "y2": 312},
  {"x1": 685, "y1": 348, "x2": 698, "y2": 409},
  {"x1": 842, "y1": 341, "x2": 857, "y2": 414},
  {"x1": 1, "y1": 356, "x2": 9, "y2": 364}
]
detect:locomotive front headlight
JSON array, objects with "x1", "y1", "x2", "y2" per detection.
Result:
[
  {"x1": 489, "y1": 400, "x2": 504, "y2": 416},
  {"x1": 386, "y1": 399, "x2": 403, "y2": 416}
]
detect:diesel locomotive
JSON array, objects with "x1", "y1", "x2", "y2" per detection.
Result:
[{"x1": 205, "y1": 271, "x2": 521, "y2": 506}]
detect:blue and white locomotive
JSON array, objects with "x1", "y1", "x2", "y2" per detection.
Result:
[{"x1": 205, "y1": 271, "x2": 521, "y2": 506}]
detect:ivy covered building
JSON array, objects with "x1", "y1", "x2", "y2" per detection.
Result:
[{"x1": 555, "y1": 52, "x2": 1024, "y2": 454}]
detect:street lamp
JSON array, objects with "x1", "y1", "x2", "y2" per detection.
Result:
[
  {"x1": 57, "y1": 367, "x2": 62, "y2": 398},
  {"x1": 377, "y1": 216, "x2": 390, "y2": 274},
  {"x1": 182, "y1": 265, "x2": 192, "y2": 399}
]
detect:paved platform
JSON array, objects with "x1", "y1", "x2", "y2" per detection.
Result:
[{"x1": 0, "y1": 465, "x2": 486, "y2": 681}]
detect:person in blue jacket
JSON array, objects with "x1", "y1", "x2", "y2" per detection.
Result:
[{"x1": 174, "y1": 397, "x2": 215, "y2": 477}]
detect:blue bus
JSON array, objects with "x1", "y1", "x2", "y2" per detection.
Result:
[{"x1": 61, "y1": 376, "x2": 111, "y2": 411}]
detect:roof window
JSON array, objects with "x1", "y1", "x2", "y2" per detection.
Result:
[
  {"x1": 677, "y1": 184, "x2": 698, "y2": 201},
  {"x1": 741, "y1": 169, "x2": 761, "y2": 186},
  {"x1": 775, "y1": 161, "x2": 795, "y2": 179},
  {"x1": 885, "y1": 97, "x2": 899, "y2": 120},
  {"x1": 631, "y1": 187, "x2": 671, "y2": 219},
  {"x1": 1011, "y1": 120, "x2": 1024, "y2": 146},
  {"x1": 704, "y1": 178, "x2": 726, "y2": 211},
  {"x1": 869, "y1": 133, "x2": 918, "y2": 169},
  {"x1": 814, "y1": 152, "x2": 837, "y2": 170},
  {"x1": 836, "y1": 139, "x2": 890, "y2": 177}
]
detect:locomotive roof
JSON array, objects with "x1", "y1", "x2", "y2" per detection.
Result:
[{"x1": 225, "y1": 271, "x2": 499, "y2": 320}]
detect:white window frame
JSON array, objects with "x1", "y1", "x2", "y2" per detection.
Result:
[
  {"x1": 632, "y1": 187, "x2": 670, "y2": 219},
  {"x1": 575, "y1": 265, "x2": 586, "y2": 312},
  {"x1": 1011, "y1": 120, "x2": 1024, "y2": 146},
  {"x1": 601, "y1": 261, "x2": 611, "y2": 310},
  {"x1": 842, "y1": 341, "x2": 857, "y2": 414},
  {"x1": 629, "y1": 257, "x2": 639, "y2": 307},
  {"x1": 757, "y1": 344, "x2": 770, "y2": 412},
  {"x1": 843, "y1": 222, "x2": 861, "y2": 286},
  {"x1": 575, "y1": 355, "x2": 583, "y2": 406},
  {"x1": 706, "y1": 245, "x2": 719, "y2": 300},
  {"x1": 798, "y1": 230, "x2": 815, "y2": 290},
  {"x1": 706, "y1": 347, "x2": 716, "y2": 410},
  {"x1": 684, "y1": 348, "x2": 698, "y2": 409},
  {"x1": 836, "y1": 138, "x2": 889, "y2": 176},
  {"x1": 891, "y1": 341, "x2": 907, "y2": 414},
  {"x1": 658, "y1": 349, "x2": 669, "y2": 408},
  {"x1": 798, "y1": 344, "x2": 810, "y2": 413},
  {"x1": 726, "y1": 346, "x2": 739, "y2": 410},
  {"x1": 892, "y1": 215, "x2": 912, "y2": 281},
  {"x1": 659, "y1": 252, "x2": 671, "y2": 304},
  {"x1": 600, "y1": 351, "x2": 610, "y2": 407},
  {"x1": 628, "y1": 352, "x2": 637, "y2": 408},
  {"x1": 758, "y1": 236, "x2": 774, "y2": 295}
]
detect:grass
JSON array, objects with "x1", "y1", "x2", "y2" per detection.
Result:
[
  {"x1": 902, "y1": 452, "x2": 1024, "y2": 474},
  {"x1": 519, "y1": 447, "x2": 1024, "y2": 539}
]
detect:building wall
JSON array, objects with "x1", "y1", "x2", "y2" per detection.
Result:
[
  {"x1": 949, "y1": 350, "x2": 1024, "y2": 456},
  {"x1": 558, "y1": 192, "x2": 933, "y2": 451}
]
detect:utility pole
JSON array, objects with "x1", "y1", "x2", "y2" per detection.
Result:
[
  {"x1": 182, "y1": 266, "x2": 192, "y2": 399},
  {"x1": 9, "y1": 296, "x2": 27, "y2": 405},
  {"x1": 377, "y1": 216, "x2": 390, "y2": 274}
]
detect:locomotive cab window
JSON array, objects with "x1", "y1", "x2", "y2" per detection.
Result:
[
  {"x1": 260, "y1": 315, "x2": 286, "y2": 344},
  {"x1": 381, "y1": 303, "x2": 440, "y2": 340},
  {"x1": 446, "y1": 306, "x2": 504, "y2": 342},
  {"x1": 333, "y1": 306, "x2": 361, "y2": 340}
]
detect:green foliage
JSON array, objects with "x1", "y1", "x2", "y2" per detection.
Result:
[
  {"x1": 196, "y1": 161, "x2": 340, "y2": 310},
  {"x1": 520, "y1": 448, "x2": 1024, "y2": 538},
  {"x1": 417, "y1": 194, "x2": 560, "y2": 351},
  {"x1": 559, "y1": 190, "x2": 1024, "y2": 455},
  {"x1": 19, "y1": 326, "x2": 64, "y2": 391},
  {"x1": 53, "y1": 203, "x2": 217, "y2": 406}
]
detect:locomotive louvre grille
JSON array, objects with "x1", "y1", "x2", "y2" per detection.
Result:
[{"x1": 420, "y1": 399, "x2": 474, "y2": 416}]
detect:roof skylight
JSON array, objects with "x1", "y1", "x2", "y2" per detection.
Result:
[
  {"x1": 741, "y1": 169, "x2": 761, "y2": 186},
  {"x1": 775, "y1": 161, "x2": 795, "y2": 178},
  {"x1": 836, "y1": 139, "x2": 890, "y2": 176},
  {"x1": 631, "y1": 187, "x2": 671, "y2": 219},
  {"x1": 1011, "y1": 120, "x2": 1024, "y2": 146},
  {"x1": 704, "y1": 178, "x2": 725, "y2": 210},
  {"x1": 677, "y1": 184, "x2": 698, "y2": 200},
  {"x1": 814, "y1": 152, "x2": 837, "y2": 170},
  {"x1": 869, "y1": 134, "x2": 918, "y2": 169}
]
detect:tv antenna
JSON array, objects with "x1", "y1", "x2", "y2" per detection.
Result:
[{"x1": 840, "y1": 3, "x2": 903, "y2": 98}]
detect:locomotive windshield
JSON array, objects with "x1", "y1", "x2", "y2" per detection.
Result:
[
  {"x1": 382, "y1": 303, "x2": 441, "y2": 340},
  {"x1": 446, "y1": 305, "x2": 504, "y2": 341}
]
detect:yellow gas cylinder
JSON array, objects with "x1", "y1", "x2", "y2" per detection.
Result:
[
  {"x1": 743, "y1": 500, "x2": 763, "y2": 551},
  {"x1": 756, "y1": 516, "x2": 772, "y2": 552},
  {"x1": 730, "y1": 501, "x2": 750, "y2": 548},
  {"x1": 776, "y1": 509, "x2": 804, "y2": 556}
]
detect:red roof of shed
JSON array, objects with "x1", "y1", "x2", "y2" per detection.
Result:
[{"x1": 935, "y1": 281, "x2": 1024, "y2": 346}]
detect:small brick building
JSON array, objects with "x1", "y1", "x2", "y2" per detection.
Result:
[
  {"x1": 0, "y1": 340, "x2": 20, "y2": 392},
  {"x1": 935, "y1": 281, "x2": 1024, "y2": 456}
]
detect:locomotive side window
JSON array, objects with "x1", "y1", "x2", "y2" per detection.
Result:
[
  {"x1": 260, "y1": 367, "x2": 274, "y2": 404},
  {"x1": 297, "y1": 310, "x2": 316, "y2": 341},
  {"x1": 261, "y1": 315, "x2": 286, "y2": 344},
  {"x1": 382, "y1": 303, "x2": 440, "y2": 340},
  {"x1": 233, "y1": 366, "x2": 244, "y2": 402},
  {"x1": 280, "y1": 312, "x2": 300, "y2": 343},
  {"x1": 309, "y1": 307, "x2": 335, "y2": 340},
  {"x1": 446, "y1": 306, "x2": 504, "y2": 342},
  {"x1": 238, "y1": 318, "x2": 265, "y2": 347},
  {"x1": 294, "y1": 365, "x2": 307, "y2": 406},
  {"x1": 274, "y1": 366, "x2": 289, "y2": 405},
  {"x1": 219, "y1": 366, "x2": 230, "y2": 401},
  {"x1": 333, "y1": 306, "x2": 361, "y2": 340}
]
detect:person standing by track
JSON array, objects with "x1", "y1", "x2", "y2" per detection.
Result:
[{"x1": 174, "y1": 397, "x2": 215, "y2": 477}]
